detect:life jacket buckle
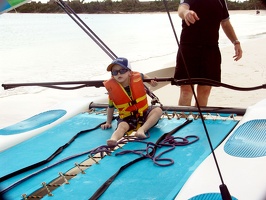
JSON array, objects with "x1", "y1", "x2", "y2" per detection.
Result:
[{"x1": 129, "y1": 100, "x2": 137, "y2": 106}]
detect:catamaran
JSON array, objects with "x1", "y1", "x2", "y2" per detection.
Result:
[{"x1": 1, "y1": 1, "x2": 266, "y2": 200}]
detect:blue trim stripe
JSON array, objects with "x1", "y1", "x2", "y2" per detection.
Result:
[
  {"x1": 189, "y1": 193, "x2": 238, "y2": 200},
  {"x1": 224, "y1": 119, "x2": 266, "y2": 158},
  {"x1": 0, "y1": 110, "x2": 67, "y2": 135}
]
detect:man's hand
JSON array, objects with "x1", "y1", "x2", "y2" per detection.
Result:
[
  {"x1": 184, "y1": 10, "x2": 200, "y2": 26},
  {"x1": 233, "y1": 43, "x2": 243, "y2": 61}
]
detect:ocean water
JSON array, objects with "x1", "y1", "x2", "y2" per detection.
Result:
[
  {"x1": 0, "y1": 13, "x2": 181, "y2": 98},
  {"x1": 1, "y1": 11, "x2": 266, "y2": 87},
  {"x1": 1, "y1": 10, "x2": 266, "y2": 126}
]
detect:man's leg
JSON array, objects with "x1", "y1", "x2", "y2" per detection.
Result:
[
  {"x1": 196, "y1": 85, "x2": 212, "y2": 107},
  {"x1": 178, "y1": 85, "x2": 194, "y2": 106}
]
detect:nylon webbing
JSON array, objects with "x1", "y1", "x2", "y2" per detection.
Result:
[
  {"x1": 89, "y1": 119, "x2": 193, "y2": 200},
  {"x1": 0, "y1": 117, "x2": 114, "y2": 182}
]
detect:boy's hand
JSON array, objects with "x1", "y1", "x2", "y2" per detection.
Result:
[
  {"x1": 150, "y1": 79, "x2": 158, "y2": 87},
  {"x1": 101, "y1": 123, "x2": 112, "y2": 129}
]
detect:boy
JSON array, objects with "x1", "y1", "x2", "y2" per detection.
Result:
[{"x1": 101, "y1": 57, "x2": 163, "y2": 147}]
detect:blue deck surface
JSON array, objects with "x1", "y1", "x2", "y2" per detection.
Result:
[{"x1": 0, "y1": 112, "x2": 238, "y2": 200}]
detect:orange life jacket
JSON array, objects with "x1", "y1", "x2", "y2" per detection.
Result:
[{"x1": 103, "y1": 72, "x2": 148, "y2": 119}]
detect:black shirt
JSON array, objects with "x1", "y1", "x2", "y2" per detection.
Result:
[{"x1": 180, "y1": 0, "x2": 229, "y2": 46}]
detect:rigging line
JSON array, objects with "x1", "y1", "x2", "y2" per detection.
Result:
[
  {"x1": 89, "y1": 119, "x2": 192, "y2": 200},
  {"x1": 55, "y1": 0, "x2": 164, "y2": 105},
  {"x1": 163, "y1": 0, "x2": 180, "y2": 47},
  {"x1": 58, "y1": 0, "x2": 117, "y2": 60},
  {"x1": 162, "y1": 1, "x2": 231, "y2": 199},
  {"x1": 57, "y1": 0, "x2": 163, "y2": 103},
  {"x1": 55, "y1": 0, "x2": 117, "y2": 60},
  {"x1": 162, "y1": 0, "x2": 199, "y2": 108}
]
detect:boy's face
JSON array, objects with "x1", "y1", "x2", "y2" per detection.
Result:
[{"x1": 111, "y1": 64, "x2": 130, "y2": 84}]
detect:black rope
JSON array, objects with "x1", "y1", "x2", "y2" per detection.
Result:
[
  {"x1": 56, "y1": 0, "x2": 163, "y2": 106},
  {"x1": 0, "y1": 119, "x2": 112, "y2": 183},
  {"x1": 89, "y1": 119, "x2": 192, "y2": 200},
  {"x1": 162, "y1": 1, "x2": 232, "y2": 199},
  {"x1": 55, "y1": 0, "x2": 117, "y2": 60},
  {"x1": 144, "y1": 85, "x2": 163, "y2": 107}
]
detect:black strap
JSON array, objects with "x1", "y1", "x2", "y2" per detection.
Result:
[
  {"x1": 0, "y1": 118, "x2": 114, "y2": 182},
  {"x1": 89, "y1": 119, "x2": 192, "y2": 200},
  {"x1": 144, "y1": 85, "x2": 163, "y2": 107}
]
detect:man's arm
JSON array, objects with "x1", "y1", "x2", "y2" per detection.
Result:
[
  {"x1": 221, "y1": 19, "x2": 243, "y2": 61},
  {"x1": 178, "y1": 3, "x2": 199, "y2": 26},
  {"x1": 221, "y1": 19, "x2": 238, "y2": 44}
]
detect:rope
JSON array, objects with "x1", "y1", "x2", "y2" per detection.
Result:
[
  {"x1": 89, "y1": 119, "x2": 193, "y2": 200},
  {"x1": 55, "y1": 0, "x2": 117, "y2": 60},
  {"x1": 116, "y1": 134, "x2": 199, "y2": 167}
]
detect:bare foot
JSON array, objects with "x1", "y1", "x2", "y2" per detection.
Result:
[
  {"x1": 107, "y1": 139, "x2": 117, "y2": 147},
  {"x1": 135, "y1": 128, "x2": 146, "y2": 138}
]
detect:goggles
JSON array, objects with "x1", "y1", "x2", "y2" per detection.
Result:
[{"x1": 111, "y1": 68, "x2": 128, "y2": 76}]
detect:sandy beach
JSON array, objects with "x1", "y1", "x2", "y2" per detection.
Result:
[
  {"x1": 210, "y1": 36, "x2": 266, "y2": 108},
  {"x1": 1, "y1": 36, "x2": 266, "y2": 128},
  {"x1": 155, "y1": 36, "x2": 266, "y2": 108},
  {"x1": 1, "y1": 10, "x2": 266, "y2": 128}
]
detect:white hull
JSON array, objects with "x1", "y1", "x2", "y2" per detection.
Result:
[{"x1": 175, "y1": 99, "x2": 266, "y2": 200}]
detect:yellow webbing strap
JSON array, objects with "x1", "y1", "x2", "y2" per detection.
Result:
[
  {"x1": 125, "y1": 119, "x2": 144, "y2": 135},
  {"x1": 115, "y1": 95, "x2": 147, "y2": 109}
]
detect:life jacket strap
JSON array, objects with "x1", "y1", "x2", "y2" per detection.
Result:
[
  {"x1": 125, "y1": 116, "x2": 144, "y2": 135},
  {"x1": 116, "y1": 95, "x2": 147, "y2": 109}
]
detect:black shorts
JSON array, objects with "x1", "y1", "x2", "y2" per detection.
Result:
[
  {"x1": 117, "y1": 107, "x2": 154, "y2": 131},
  {"x1": 174, "y1": 44, "x2": 221, "y2": 85}
]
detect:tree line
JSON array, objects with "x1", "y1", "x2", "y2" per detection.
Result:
[{"x1": 13, "y1": 0, "x2": 266, "y2": 14}]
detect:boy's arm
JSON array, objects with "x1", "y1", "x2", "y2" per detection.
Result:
[
  {"x1": 101, "y1": 107, "x2": 115, "y2": 129},
  {"x1": 143, "y1": 74, "x2": 158, "y2": 87},
  {"x1": 106, "y1": 107, "x2": 115, "y2": 124}
]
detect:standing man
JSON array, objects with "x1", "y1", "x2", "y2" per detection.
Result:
[{"x1": 174, "y1": 0, "x2": 242, "y2": 106}]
